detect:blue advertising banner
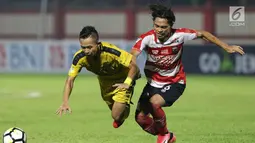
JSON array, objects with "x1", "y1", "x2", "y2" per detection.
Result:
[{"x1": 182, "y1": 45, "x2": 255, "y2": 75}]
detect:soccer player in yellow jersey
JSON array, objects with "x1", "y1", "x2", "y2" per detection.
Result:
[{"x1": 56, "y1": 26, "x2": 140, "y2": 128}]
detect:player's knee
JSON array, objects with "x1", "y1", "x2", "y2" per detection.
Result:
[
  {"x1": 135, "y1": 112, "x2": 151, "y2": 130},
  {"x1": 112, "y1": 116, "x2": 121, "y2": 121},
  {"x1": 111, "y1": 111, "x2": 122, "y2": 121},
  {"x1": 135, "y1": 111, "x2": 144, "y2": 124},
  {"x1": 150, "y1": 95, "x2": 165, "y2": 106},
  {"x1": 112, "y1": 108, "x2": 129, "y2": 121},
  {"x1": 151, "y1": 103, "x2": 161, "y2": 110}
]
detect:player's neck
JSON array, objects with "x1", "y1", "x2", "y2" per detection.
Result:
[
  {"x1": 88, "y1": 44, "x2": 100, "y2": 60},
  {"x1": 158, "y1": 30, "x2": 174, "y2": 43},
  {"x1": 159, "y1": 37, "x2": 169, "y2": 43},
  {"x1": 159, "y1": 35, "x2": 171, "y2": 43},
  {"x1": 95, "y1": 44, "x2": 101, "y2": 58}
]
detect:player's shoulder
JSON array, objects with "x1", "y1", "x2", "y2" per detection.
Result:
[
  {"x1": 73, "y1": 49, "x2": 83, "y2": 56},
  {"x1": 174, "y1": 28, "x2": 197, "y2": 34},
  {"x1": 139, "y1": 29, "x2": 155, "y2": 39},
  {"x1": 72, "y1": 49, "x2": 86, "y2": 65},
  {"x1": 100, "y1": 41, "x2": 122, "y2": 57},
  {"x1": 100, "y1": 41, "x2": 119, "y2": 49}
]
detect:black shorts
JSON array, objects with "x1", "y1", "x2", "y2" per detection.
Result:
[{"x1": 138, "y1": 82, "x2": 186, "y2": 107}]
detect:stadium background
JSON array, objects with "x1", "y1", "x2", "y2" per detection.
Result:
[{"x1": 0, "y1": 0, "x2": 254, "y2": 143}]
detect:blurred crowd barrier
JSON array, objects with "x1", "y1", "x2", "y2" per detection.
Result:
[
  {"x1": 0, "y1": 8, "x2": 254, "y2": 44},
  {"x1": 0, "y1": 40, "x2": 254, "y2": 75},
  {"x1": 0, "y1": 0, "x2": 254, "y2": 44}
]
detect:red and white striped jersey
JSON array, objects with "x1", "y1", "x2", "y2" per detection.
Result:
[{"x1": 132, "y1": 28, "x2": 198, "y2": 88}]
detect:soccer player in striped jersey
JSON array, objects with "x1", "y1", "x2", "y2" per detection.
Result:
[{"x1": 131, "y1": 4, "x2": 245, "y2": 143}]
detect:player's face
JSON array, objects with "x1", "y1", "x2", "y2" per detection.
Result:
[
  {"x1": 79, "y1": 37, "x2": 98, "y2": 56},
  {"x1": 153, "y1": 17, "x2": 171, "y2": 40}
]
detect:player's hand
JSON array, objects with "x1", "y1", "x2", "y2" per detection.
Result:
[
  {"x1": 225, "y1": 45, "x2": 245, "y2": 55},
  {"x1": 56, "y1": 103, "x2": 72, "y2": 116},
  {"x1": 112, "y1": 83, "x2": 130, "y2": 90}
]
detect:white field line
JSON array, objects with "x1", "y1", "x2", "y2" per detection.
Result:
[{"x1": 0, "y1": 88, "x2": 42, "y2": 98}]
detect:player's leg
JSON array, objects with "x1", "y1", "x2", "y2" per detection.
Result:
[
  {"x1": 99, "y1": 80, "x2": 131, "y2": 128},
  {"x1": 149, "y1": 94, "x2": 168, "y2": 135},
  {"x1": 111, "y1": 102, "x2": 130, "y2": 128},
  {"x1": 111, "y1": 85, "x2": 134, "y2": 128},
  {"x1": 101, "y1": 93, "x2": 128, "y2": 128},
  {"x1": 135, "y1": 100, "x2": 159, "y2": 135},
  {"x1": 135, "y1": 83, "x2": 159, "y2": 135},
  {"x1": 149, "y1": 83, "x2": 186, "y2": 143},
  {"x1": 149, "y1": 94, "x2": 173, "y2": 143}
]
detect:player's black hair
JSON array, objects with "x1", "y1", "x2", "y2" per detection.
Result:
[
  {"x1": 149, "y1": 4, "x2": 175, "y2": 26},
  {"x1": 79, "y1": 26, "x2": 99, "y2": 42}
]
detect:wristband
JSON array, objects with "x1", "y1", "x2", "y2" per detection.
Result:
[{"x1": 124, "y1": 77, "x2": 132, "y2": 86}]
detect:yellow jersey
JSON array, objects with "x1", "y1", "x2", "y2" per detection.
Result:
[{"x1": 68, "y1": 42, "x2": 133, "y2": 92}]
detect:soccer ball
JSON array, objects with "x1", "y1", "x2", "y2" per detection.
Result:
[{"x1": 3, "y1": 127, "x2": 27, "y2": 143}]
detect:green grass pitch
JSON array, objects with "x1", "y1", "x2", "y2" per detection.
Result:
[{"x1": 0, "y1": 74, "x2": 254, "y2": 143}]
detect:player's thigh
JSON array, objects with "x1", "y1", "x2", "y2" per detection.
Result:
[
  {"x1": 99, "y1": 80, "x2": 119, "y2": 108},
  {"x1": 111, "y1": 102, "x2": 130, "y2": 116},
  {"x1": 111, "y1": 88, "x2": 132, "y2": 118},
  {"x1": 156, "y1": 83, "x2": 186, "y2": 107},
  {"x1": 150, "y1": 94, "x2": 166, "y2": 106},
  {"x1": 100, "y1": 91, "x2": 115, "y2": 110},
  {"x1": 112, "y1": 102, "x2": 127, "y2": 112},
  {"x1": 112, "y1": 86, "x2": 134, "y2": 105},
  {"x1": 101, "y1": 91, "x2": 129, "y2": 118},
  {"x1": 136, "y1": 83, "x2": 157, "y2": 115}
]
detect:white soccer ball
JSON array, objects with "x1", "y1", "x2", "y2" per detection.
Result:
[{"x1": 3, "y1": 127, "x2": 27, "y2": 143}]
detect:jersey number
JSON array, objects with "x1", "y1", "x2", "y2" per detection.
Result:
[{"x1": 161, "y1": 85, "x2": 171, "y2": 93}]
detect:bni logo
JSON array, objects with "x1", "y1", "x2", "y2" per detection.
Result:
[{"x1": 229, "y1": 6, "x2": 245, "y2": 26}]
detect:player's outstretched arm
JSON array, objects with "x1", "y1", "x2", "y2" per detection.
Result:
[
  {"x1": 131, "y1": 49, "x2": 141, "y2": 58},
  {"x1": 113, "y1": 55, "x2": 140, "y2": 90},
  {"x1": 130, "y1": 49, "x2": 142, "y2": 79},
  {"x1": 56, "y1": 76, "x2": 76, "y2": 116},
  {"x1": 126, "y1": 55, "x2": 141, "y2": 82},
  {"x1": 196, "y1": 30, "x2": 245, "y2": 55}
]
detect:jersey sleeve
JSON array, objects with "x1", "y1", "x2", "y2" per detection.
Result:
[
  {"x1": 68, "y1": 52, "x2": 85, "y2": 77},
  {"x1": 68, "y1": 63, "x2": 82, "y2": 77},
  {"x1": 179, "y1": 28, "x2": 198, "y2": 42},
  {"x1": 132, "y1": 34, "x2": 150, "y2": 53},
  {"x1": 118, "y1": 49, "x2": 133, "y2": 67},
  {"x1": 102, "y1": 42, "x2": 133, "y2": 68},
  {"x1": 109, "y1": 47, "x2": 132, "y2": 68}
]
